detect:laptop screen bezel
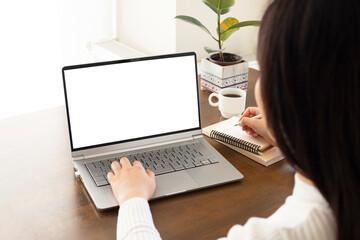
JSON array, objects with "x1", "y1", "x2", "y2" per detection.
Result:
[{"x1": 62, "y1": 52, "x2": 202, "y2": 152}]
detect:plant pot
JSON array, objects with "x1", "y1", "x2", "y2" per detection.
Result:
[
  {"x1": 209, "y1": 53, "x2": 243, "y2": 66},
  {"x1": 200, "y1": 56, "x2": 249, "y2": 94}
]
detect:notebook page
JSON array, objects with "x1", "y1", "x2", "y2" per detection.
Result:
[{"x1": 212, "y1": 116, "x2": 270, "y2": 150}]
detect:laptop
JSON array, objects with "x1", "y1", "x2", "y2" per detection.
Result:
[{"x1": 62, "y1": 52, "x2": 243, "y2": 210}]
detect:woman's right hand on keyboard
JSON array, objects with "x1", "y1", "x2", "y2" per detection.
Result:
[{"x1": 107, "y1": 157, "x2": 156, "y2": 205}]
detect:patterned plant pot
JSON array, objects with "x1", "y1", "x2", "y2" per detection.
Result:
[{"x1": 200, "y1": 58, "x2": 248, "y2": 93}]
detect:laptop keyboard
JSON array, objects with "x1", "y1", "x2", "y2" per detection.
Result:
[{"x1": 84, "y1": 142, "x2": 219, "y2": 187}]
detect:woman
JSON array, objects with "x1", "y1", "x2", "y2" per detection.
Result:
[{"x1": 107, "y1": 0, "x2": 360, "y2": 239}]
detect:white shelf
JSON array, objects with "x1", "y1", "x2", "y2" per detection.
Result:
[{"x1": 89, "y1": 39, "x2": 146, "y2": 61}]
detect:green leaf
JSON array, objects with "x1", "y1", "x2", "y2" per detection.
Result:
[
  {"x1": 175, "y1": 15, "x2": 215, "y2": 39},
  {"x1": 204, "y1": 0, "x2": 235, "y2": 9},
  {"x1": 219, "y1": 19, "x2": 261, "y2": 42},
  {"x1": 218, "y1": 17, "x2": 239, "y2": 41},
  {"x1": 204, "y1": 46, "x2": 226, "y2": 53},
  {"x1": 226, "y1": 20, "x2": 261, "y2": 31},
  {"x1": 203, "y1": 0, "x2": 230, "y2": 15}
]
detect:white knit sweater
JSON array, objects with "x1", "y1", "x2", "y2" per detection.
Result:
[{"x1": 117, "y1": 174, "x2": 336, "y2": 240}]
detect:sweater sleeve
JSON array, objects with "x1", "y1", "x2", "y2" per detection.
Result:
[
  {"x1": 218, "y1": 208, "x2": 335, "y2": 240},
  {"x1": 117, "y1": 198, "x2": 161, "y2": 240},
  {"x1": 218, "y1": 174, "x2": 336, "y2": 240},
  {"x1": 218, "y1": 218, "x2": 281, "y2": 240},
  {"x1": 117, "y1": 175, "x2": 335, "y2": 240}
]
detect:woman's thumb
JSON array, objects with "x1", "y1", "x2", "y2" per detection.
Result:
[{"x1": 240, "y1": 117, "x2": 260, "y2": 132}]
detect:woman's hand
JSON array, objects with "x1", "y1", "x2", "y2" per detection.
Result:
[
  {"x1": 239, "y1": 107, "x2": 277, "y2": 146},
  {"x1": 239, "y1": 107, "x2": 262, "y2": 136},
  {"x1": 107, "y1": 157, "x2": 156, "y2": 205}
]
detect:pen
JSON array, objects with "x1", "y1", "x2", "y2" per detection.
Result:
[{"x1": 234, "y1": 114, "x2": 262, "y2": 126}]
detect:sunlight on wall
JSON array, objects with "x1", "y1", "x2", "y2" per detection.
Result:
[{"x1": 0, "y1": 0, "x2": 113, "y2": 119}]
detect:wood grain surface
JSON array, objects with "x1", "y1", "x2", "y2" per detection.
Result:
[{"x1": 0, "y1": 68, "x2": 295, "y2": 240}]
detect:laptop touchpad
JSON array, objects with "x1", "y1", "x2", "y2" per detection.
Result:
[{"x1": 152, "y1": 171, "x2": 199, "y2": 198}]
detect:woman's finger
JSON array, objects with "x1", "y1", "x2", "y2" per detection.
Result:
[
  {"x1": 107, "y1": 172, "x2": 115, "y2": 183},
  {"x1": 111, "y1": 161, "x2": 122, "y2": 173},
  {"x1": 239, "y1": 107, "x2": 260, "y2": 121},
  {"x1": 132, "y1": 161, "x2": 143, "y2": 169},
  {"x1": 239, "y1": 108, "x2": 251, "y2": 121},
  {"x1": 120, "y1": 157, "x2": 131, "y2": 169},
  {"x1": 240, "y1": 117, "x2": 259, "y2": 130},
  {"x1": 145, "y1": 169, "x2": 155, "y2": 179}
]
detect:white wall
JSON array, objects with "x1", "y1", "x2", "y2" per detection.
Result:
[
  {"x1": 0, "y1": 0, "x2": 114, "y2": 119},
  {"x1": 60, "y1": 0, "x2": 114, "y2": 65},
  {"x1": 176, "y1": 0, "x2": 268, "y2": 60},
  {"x1": 116, "y1": 0, "x2": 268, "y2": 59},
  {"x1": 0, "y1": 1, "x2": 62, "y2": 119},
  {"x1": 0, "y1": 0, "x2": 268, "y2": 119},
  {"x1": 117, "y1": 0, "x2": 176, "y2": 55}
]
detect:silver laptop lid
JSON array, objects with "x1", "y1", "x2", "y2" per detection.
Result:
[{"x1": 62, "y1": 52, "x2": 201, "y2": 158}]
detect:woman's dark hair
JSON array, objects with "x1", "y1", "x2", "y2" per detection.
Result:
[{"x1": 258, "y1": 0, "x2": 360, "y2": 239}]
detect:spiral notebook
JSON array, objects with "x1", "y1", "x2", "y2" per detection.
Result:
[{"x1": 202, "y1": 116, "x2": 284, "y2": 166}]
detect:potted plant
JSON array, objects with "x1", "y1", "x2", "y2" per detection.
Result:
[{"x1": 175, "y1": 0, "x2": 260, "y2": 93}]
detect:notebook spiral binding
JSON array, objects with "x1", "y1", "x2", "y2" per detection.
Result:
[{"x1": 210, "y1": 130, "x2": 261, "y2": 154}]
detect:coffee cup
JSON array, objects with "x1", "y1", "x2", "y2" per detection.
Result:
[{"x1": 208, "y1": 88, "x2": 246, "y2": 118}]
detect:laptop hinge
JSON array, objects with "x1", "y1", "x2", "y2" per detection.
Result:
[
  {"x1": 192, "y1": 134, "x2": 203, "y2": 140},
  {"x1": 73, "y1": 155, "x2": 85, "y2": 161},
  {"x1": 77, "y1": 134, "x2": 203, "y2": 160}
]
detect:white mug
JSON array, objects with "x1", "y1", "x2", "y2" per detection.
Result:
[{"x1": 208, "y1": 88, "x2": 246, "y2": 118}]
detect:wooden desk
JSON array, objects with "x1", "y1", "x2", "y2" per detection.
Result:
[{"x1": 0, "y1": 69, "x2": 295, "y2": 240}]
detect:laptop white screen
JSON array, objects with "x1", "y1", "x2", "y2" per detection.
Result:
[{"x1": 63, "y1": 54, "x2": 200, "y2": 150}]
